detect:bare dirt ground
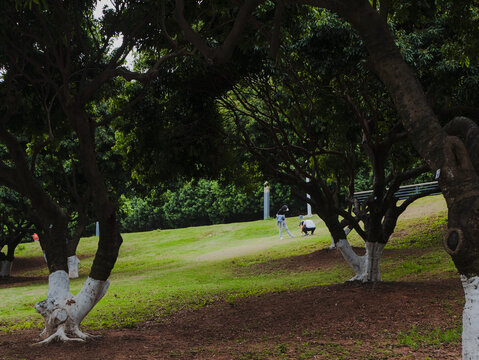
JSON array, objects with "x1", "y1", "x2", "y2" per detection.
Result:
[{"x1": 1, "y1": 248, "x2": 463, "y2": 360}]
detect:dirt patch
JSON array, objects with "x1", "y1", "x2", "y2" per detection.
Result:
[
  {"x1": 0, "y1": 256, "x2": 48, "y2": 289},
  {"x1": 10, "y1": 255, "x2": 46, "y2": 273},
  {"x1": 0, "y1": 275, "x2": 48, "y2": 289},
  {"x1": 1, "y1": 263, "x2": 463, "y2": 359},
  {"x1": 238, "y1": 247, "x2": 432, "y2": 275},
  {"x1": 0, "y1": 254, "x2": 94, "y2": 289}
]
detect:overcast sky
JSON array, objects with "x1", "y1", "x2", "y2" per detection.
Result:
[{"x1": 93, "y1": 0, "x2": 135, "y2": 69}]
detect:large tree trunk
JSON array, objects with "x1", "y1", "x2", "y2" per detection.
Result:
[
  {"x1": 461, "y1": 275, "x2": 479, "y2": 359},
  {"x1": 69, "y1": 108, "x2": 122, "y2": 282},
  {"x1": 31, "y1": 104, "x2": 122, "y2": 343},
  {"x1": 35, "y1": 270, "x2": 109, "y2": 343},
  {"x1": 311, "y1": 1, "x2": 479, "y2": 357},
  {"x1": 336, "y1": 239, "x2": 385, "y2": 282},
  {"x1": 33, "y1": 106, "x2": 123, "y2": 343}
]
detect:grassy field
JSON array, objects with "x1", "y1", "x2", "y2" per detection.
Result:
[{"x1": 0, "y1": 194, "x2": 455, "y2": 333}]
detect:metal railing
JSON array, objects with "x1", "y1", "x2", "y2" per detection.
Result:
[{"x1": 354, "y1": 181, "x2": 441, "y2": 203}]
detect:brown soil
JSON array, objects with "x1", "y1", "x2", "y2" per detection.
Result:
[
  {"x1": 1, "y1": 250, "x2": 463, "y2": 360},
  {"x1": 237, "y1": 247, "x2": 433, "y2": 275}
]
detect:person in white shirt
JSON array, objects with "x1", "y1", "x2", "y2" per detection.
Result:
[{"x1": 299, "y1": 216, "x2": 316, "y2": 236}]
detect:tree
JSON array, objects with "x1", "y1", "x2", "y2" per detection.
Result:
[
  {"x1": 218, "y1": 28, "x2": 432, "y2": 281},
  {"x1": 0, "y1": 188, "x2": 37, "y2": 278},
  {"x1": 271, "y1": 1, "x2": 479, "y2": 357},
  {"x1": 174, "y1": 0, "x2": 479, "y2": 355},
  {"x1": 0, "y1": 75, "x2": 72, "y2": 281},
  {"x1": 0, "y1": 0, "x2": 259, "y2": 342},
  {"x1": 295, "y1": 2, "x2": 479, "y2": 356},
  {"x1": 0, "y1": 1, "x2": 149, "y2": 342}
]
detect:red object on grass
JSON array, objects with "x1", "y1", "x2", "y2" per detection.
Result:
[{"x1": 32, "y1": 233, "x2": 39, "y2": 241}]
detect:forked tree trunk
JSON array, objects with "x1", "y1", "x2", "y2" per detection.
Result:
[
  {"x1": 35, "y1": 270, "x2": 109, "y2": 343},
  {"x1": 33, "y1": 106, "x2": 122, "y2": 343},
  {"x1": 336, "y1": 239, "x2": 385, "y2": 282}
]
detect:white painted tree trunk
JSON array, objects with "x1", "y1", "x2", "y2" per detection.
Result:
[
  {"x1": 328, "y1": 235, "x2": 336, "y2": 250},
  {"x1": 35, "y1": 270, "x2": 109, "y2": 343},
  {"x1": 461, "y1": 275, "x2": 479, "y2": 359},
  {"x1": 0, "y1": 260, "x2": 12, "y2": 277},
  {"x1": 67, "y1": 256, "x2": 80, "y2": 279},
  {"x1": 336, "y1": 240, "x2": 384, "y2": 282},
  {"x1": 364, "y1": 242, "x2": 385, "y2": 282},
  {"x1": 328, "y1": 228, "x2": 351, "y2": 250}
]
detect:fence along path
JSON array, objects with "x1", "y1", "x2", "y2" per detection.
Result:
[{"x1": 353, "y1": 181, "x2": 441, "y2": 203}]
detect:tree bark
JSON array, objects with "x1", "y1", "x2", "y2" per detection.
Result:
[
  {"x1": 336, "y1": 239, "x2": 384, "y2": 282},
  {"x1": 67, "y1": 107, "x2": 123, "y2": 281},
  {"x1": 297, "y1": 1, "x2": 479, "y2": 356},
  {"x1": 35, "y1": 271, "x2": 109, "y2": 343},
  {"x1": 0, "y1": 234, "x2": 25, "y2": 278},
  {"x1": 461, "y1": 275, "x2": 479, "y2": 359},
  {"x1": 33, "y1": 104, "x2": 123, "y2": 341}
]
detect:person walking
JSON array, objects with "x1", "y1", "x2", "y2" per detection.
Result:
[{"x1": 276, "y1": 205, "x2": 294, "y2": 240}]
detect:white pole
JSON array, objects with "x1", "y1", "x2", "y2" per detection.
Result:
[
  {"x1": 306, "y1": 177, "x2": 312, "y2": 217},
  {"x1": 264, "y1": 181, "x2": 270, "y2": 219},
  {"x1": 95, "y1": 221, "x2": 100, "y2": 237}
]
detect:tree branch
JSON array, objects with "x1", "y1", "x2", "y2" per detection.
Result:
[
  {"x1": 269, "y1": 0, "x2": 285, "y2": 58},
  {"x1": 174, "y1": 0, "x2": 262, "y2": 64}
]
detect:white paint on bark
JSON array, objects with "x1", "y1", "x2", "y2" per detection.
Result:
[
  {"x1": 336, "y1": 240, "x2": 384, "y2": 282},
  {"x1": 67, "y1": 256, "x2": 80, "y2": 278},
  {"x1": 365, "y1": 242, "x2": 385, "y2": 282},
  {"x1": 336, "y1": 239, "x2": 365, "y2": 277},
  {"x1": 328, "y1": 228, "x2": 351, "y2": 250},
  {"x1": 461, "y1": 275, "x2": 479, "y2": 359},
  {"x1": 0, "y1": 260, "x2": 12, "y2": 277},
  {"x1": 328, "y1": 235, "x2": 336, "y2": 250},
  {"x1": 35, "y1": 270, "x2": 109, "y2": 344}
]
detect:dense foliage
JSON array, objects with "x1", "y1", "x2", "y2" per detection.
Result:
[{"x1": 118, "y1": 180, "x2": 304, "y2": 231}]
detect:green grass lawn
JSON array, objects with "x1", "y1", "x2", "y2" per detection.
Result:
[{"x1": 0, "y1": 194, "x2": 456, "y2": 332}]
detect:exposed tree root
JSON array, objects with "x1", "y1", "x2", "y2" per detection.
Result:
[
  {"x1": 35, "y1": 271, "x2": 109, "y2": 344},
  {"x1": 35, "y1": 326, "x2": 84, "y2": 345}
]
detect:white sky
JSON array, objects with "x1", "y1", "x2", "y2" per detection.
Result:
[
  {"x1": 93, "y1": 0, "x2": 112, "y2": 19},
  {"x1": 93, "y1": 0, "x2": 135, "y2": 69}
]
